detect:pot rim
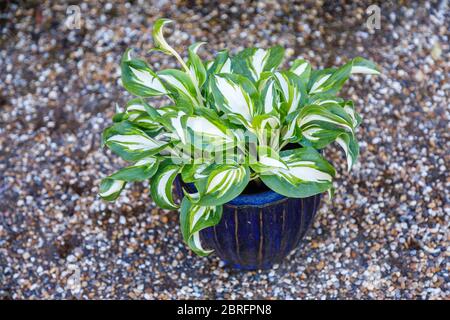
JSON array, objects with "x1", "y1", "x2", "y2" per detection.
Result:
[
  {"x1": 179, "y1": 177, "x2": 291, "y2": 208},
  {"x1": 225, "y1": 188, "x2": 287, "y2": 208}
]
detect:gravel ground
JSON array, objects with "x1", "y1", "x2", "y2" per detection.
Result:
[{"x1": 0, "y1": 0, "x2": 449, "y2": 299}]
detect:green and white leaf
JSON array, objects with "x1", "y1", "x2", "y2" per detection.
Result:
[
  {"x1": 246, "y1": 46, "x2": 284, "y2": 81},
  {"x1": 298, "y1": 104, "x2": 360, "y2": 170},
  {"x1": 109, "y1": 156, "x2": 159, "y2": 181},
  {"x1": 232, "y1": 46, "x2": 284, "y2": 82},
  {"x1": 281, "y1": 113, "x2": 300, "y2": 142},
  {"x1": 274, "y1": 71, "x2": 304, "y2": 118},
  {"x1": 152, "y1": 19, "x2": 178, "y2": 57},
  {"x1": 308, "y1": 57, "x2": 380, "y2": 95},
  {"x1": 180, "y1": 197, "x2": 222, "y2": 256},
  {"x1": 308, "y1": 68, "x2": 335, "y2": 94},
  {"x1": 297, "y1": 103, "x2": 360, "y2": 170},
  {"x1": 250, "y1": 146, "x2": 288, "y2": 174},
  {"x1": 260, "y1": 147, "x2": 335, "y2": 198},
  {"x1": 125, "y1": 99, "x2": 162, "y2": 131},
  {"x1": 187, "y1": 42, "x2": 207, "y2": 88},
  {"x1": 99, "y1": 178, "x2": 126, "y2": 201},
  {"x1": 308, "y1": 94, "x2": 343, "y2": 106},
  {"x1": 211, "y1": 74, "x2": 259, "y2": 125},
  {"x1": 185, "y1": 109, "x2": 237, "y2": 152},
  {"x1": 151, "y1": 18, "x2": 193, "y2": 74},
  {"x1": 103, "y1": 122, "x2": 168, "y2": 161},
  {"x1": 290, "y1": 58, "x2": 311, "y2": 85},
  {"x1": 252, "y1": 114, "x2": 280, "y2": 150},
  {"x1": 297, "y1": 104, "x2": 355, "y2": 135},
  {"x1": 350, "y1": 57, "x2": 380, "y2": 75},
  {"x1": 297, "y1": 103, "x2": 360, "y2": 171},
  {"x1": 158, "y1": 69, "x2": 201, "y2": 107},
  {"x1": 150, "y1": 160, "x2": 181, "y2": 210},
  {"x1": 194, "y1": 164, "x2": 250, "y2": 206},
  {"x1": 157, "y1": 105, "x2": 179, "y2": 116},
  {"x1": 166, "y1": 111, "x2": 187, "y2": 145},
  {"x1": 125, "y1": 99, "x2": 147, "y2": 119},
  {"x1": 133, "y1": 114, "x2": 163, "y2": 131},
  {"x1": 99, "y1": 157, "x2": 160, "y2": 201},
  {"x1": 299, "y1": 124, "x2": 359, "y2": 171},
  {"x1": 335, "y1": 132, "x2": 359, "y2": 171},
  {"x1": 121, "y1": 49, "x2": 167, "y2": 97},
  {"x1": 181, "y1": 162, "x2": 211, "y2": 183},
  {"x1": 341, "y1": 100, "x2": 361, "y2": 128},
  {"x1": 260, "y1": 78, "x2": 279, "y2": 114},
  {"x1": 207, "y1": 50, "x2": 231, "y2": 74}
]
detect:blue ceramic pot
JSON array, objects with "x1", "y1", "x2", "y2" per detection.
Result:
[{"x1": 174, "y1": 179, "x2": 321, "y2": 270}]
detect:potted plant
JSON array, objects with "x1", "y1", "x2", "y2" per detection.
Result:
[{"x1": 99, "y1": 19, "x2": 380, "y2": 269}]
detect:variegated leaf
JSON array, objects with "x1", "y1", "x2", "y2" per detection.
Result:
[
  {"x1": 125, "y1": 99, "x2": 147, "y2": 119},
  {"x1": 188, "y1": 42, "x2": 207, "y2": 88},
  {"x1": 109, "y1": 156, "x2": 159, "y2": 181},
  {"x1": 112, "y1": 103, "x2": 128, "y2": 123},
  {"x1": 151, "y1": 18, "x2": 194, "y2": 75},
  {"x1": 133, "y1": 114, "x2": 162, "y2": 131},
  {"x1": 157, "y1": 105, "x2": 178, "y2": 116},
  {"x1": 181, "y1": 162, "x2": 211, "y2": 183},
  {"x1": 297, "y1": 104, "x2": 355, "y2": 135},
  {"x1": 260, "y1": 78, "x2": 279, "y2": 114},
  {"x1": 341, "y1": 100, "x2": 361, "y2": 128},
  {"x1": 297, "y1": 103, "x2": 360, "y2": 171},
  {"x1": 150, "y1": 160, "x2": 181, "y2": 210},
  {"x1": 126, "y1": 100, "x2": 181, "y2": 134},
  {"x1": 308, "y1": 57, "x2": 380, "y2": 95},
  {"x1": 290, "y1": 58, "x2": 311, "y2": 85},
  {"x1": 232, "y1": 46, "x2": 284, "y2": 82},
  {"x1": 194, "y1": 164, "x2": 250, "y2": 206},
  {"x1": 260, "y1": 147, "x2": 335, "y2": 198},
  {"x1": 351, "y1": 57, "x2": 380, "y2": 75},
  {"x1": 250, "y1": 146, "x2": 288, "y2": 174},
  {"x1": 308, "y1": 94, "x2": 344, "y2": 106},
  {"x1": 252, "y1": 114, "x2": 280, "y2": 150},
  {"x1": 164, "y1": 110, "x2": 187, "y2": 145},
  {"x1": 308, "y1": 68, "x2": 335, "y2": 94},
  {"x1": 281, "y1": 113, "x2": 300, "y2": 142},
  {"x1": 158, "y1": 69, "x2": 201, "y2": 107},
  {"x1": 205, "y1": 60, "x2": 214, "y2": 71},
  {"x1": 335, "y1": 132, "x2": 359, "y2": 171},
  {"x1": 152, "y1": 19, "x2": 177, "y2": 57},
  {"x1": 211, "y1": 74, "x2": 259, "y2": 125},
  {"x1": 99, "y1": 178, "x2": 126, "y2": 201},
  {"x1": 185, "y1": 109, "x2": 237, "y2": 151},
  {"x1": 99, "y1": 156, "x2": 160, "y2": 202},
  {"x1": 103, "y1": 122, "x2": 167, "y2": 161},
  {"x1": 247, "y1": 47, "x2": 282, "y2": 81},
  {"x1": 125, "y1": 99, "x2": 162, "y2": 131},
  {"x1": 207, "y1": 50, "x2": 232, "y2": 74},
  {"x1": 121, "y1": 49, "x2": 167, "y2": 97},
  {"x1": 180, "y1": 197, "x2": 222, "y2": 256},
  {"x1": 274, "y1": 71, "x2": 305, "y2": 118},
  {"x1": 299, "y1": 124, "x2": 358, "y2": 171}
]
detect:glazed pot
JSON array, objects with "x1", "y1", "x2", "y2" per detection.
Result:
[{"x1": 175, "y1": 178, "x2": 322, "y2": 270}]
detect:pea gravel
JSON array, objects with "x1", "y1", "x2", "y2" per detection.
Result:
[{"x1": 0, "y1": 0, "x2": 448, "y2": 299}]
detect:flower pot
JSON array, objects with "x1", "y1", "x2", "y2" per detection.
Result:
[{"x1": 174, "y1": 178, "x2": 322, "y2": 270}]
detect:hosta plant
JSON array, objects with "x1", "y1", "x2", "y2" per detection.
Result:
[{"x1": 99, "y1": 19, "x2": 380, "y2": 256}]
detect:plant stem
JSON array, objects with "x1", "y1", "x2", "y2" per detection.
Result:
[
  {"x1": 172, "y1": 51, "x2": 205, "y2": 108},
  {"x1": 249, "y1": 173, "x2": 260, "y2": 181}
]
